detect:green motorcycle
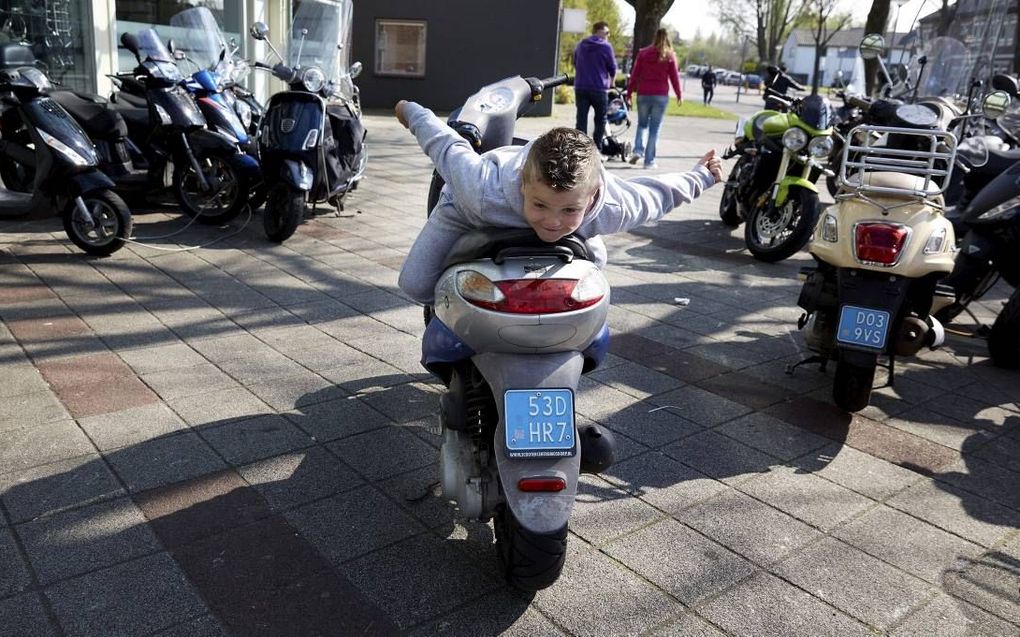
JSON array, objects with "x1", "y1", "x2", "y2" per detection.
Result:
[{"x1": 719, "y1": 91, "x2": 834, "y2": 262}]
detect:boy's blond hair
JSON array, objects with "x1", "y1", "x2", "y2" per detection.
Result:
[{"x1": 522, "y1": 127, "x2": 601, "y2": 192}]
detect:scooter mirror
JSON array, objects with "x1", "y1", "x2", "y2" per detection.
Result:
[
  {"x1": 350, "y1": 61, "x2": 362, "y2": 79},
  {"x1": 250, "y1": 22, "x2": 269, "y2": 41},
  {"x1": 172, "y1": 50, "x2": 186, "y2": 61},
  {"x1": 982, "y1": 90, "x2": 1011, "y2": 119},
  {"x1": 121, "y1": 32, "x2": 141, "y2": 62},
  {"x1": 990, "y1": 73, "x2": 1019, "y2": 98},
  {"x1": 167, "y1": 38, "x2": 177, "y2": 54},
  {"x1": 858, "y1": 33, "x2": 885, "y2": 61}
]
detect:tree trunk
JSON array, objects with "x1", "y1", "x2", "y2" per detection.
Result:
[
  {"x1": 811, "y1": 44, "x2": 823, "y2": 94},
  {"x1": 863, "y1": 0, "x2": 891, "y2": 95},
  {"x1": 936, "y1": 0, "x2": 955, "y2": 37},
  {"x1": 627, "y1": 0, "x2": 676, "y2": 64}
]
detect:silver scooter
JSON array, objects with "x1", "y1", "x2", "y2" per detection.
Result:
[{"x1": 421, "y1": 74, "x2": 614, "y2": 591}]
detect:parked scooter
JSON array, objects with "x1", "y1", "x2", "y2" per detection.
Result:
[
  {"x1": 419, "y1": 73, "x2": 618, "y2": 590},
  {"x1": 791, "y1": 34, "x2": 962, "y2": 412},
  {"x1": 247, "y1": 0, "x2": 367, "y2": 242},
  {"x1": 718, "y1": 91, "x2": 834, "y2": 262},
  {"x1": 0, "y1": 47, "x2": 132, "y2": 255}
]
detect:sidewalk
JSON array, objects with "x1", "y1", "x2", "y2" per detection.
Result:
[{"x1": 0, "y1": 109, "x2": 1018, "y2": 636}]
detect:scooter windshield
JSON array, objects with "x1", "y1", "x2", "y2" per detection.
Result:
[
  {"x1": 915, "y1": 37, "x2": 969, "y2": 101},
  {"x1": 169, "y1": 7, "x2": 228, "y2": 73},
  {"x1": 137, "y1": 29, "x2": 174, "y2": 63},
  {"x1": 288, "y1": 0, "x2": 352, "y2": 90}
]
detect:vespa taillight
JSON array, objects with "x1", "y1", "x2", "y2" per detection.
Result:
[
  {"x1": 456, "y1": 271, "x2": 605, "y2": 314},
  {"x1": 855, "y1": 223, "x2": 909, "y2": 265}
]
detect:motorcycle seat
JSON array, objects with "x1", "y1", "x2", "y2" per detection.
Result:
[
  {"x1": 442, "y1": 229, "x2": 592, "y2": 270},
  {"x1": 842, "y1": 171, "x2": 944, "y2": 199},
  {"x1": 48, "y1": 89, "x2": 128, "y2": 139}
]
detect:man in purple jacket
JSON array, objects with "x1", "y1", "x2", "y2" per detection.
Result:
[{"x1": 573, "y1": 21, "x2": 617, "y2": 152}]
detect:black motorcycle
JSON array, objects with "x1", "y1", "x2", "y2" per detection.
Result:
[
  {"x1": 247, "y1": 0, "x2": 367, "y2": 242},
  {"x1": 0, "y1": 45, "x2": 131, "y2": 255}
]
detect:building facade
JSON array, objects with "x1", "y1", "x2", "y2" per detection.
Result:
[
  {"x1": 780, "y1": 28, "x2": 912, "y2": 89},
  {"x1": 917, "y1": 0, "x2": 1018, "y2": 76}
]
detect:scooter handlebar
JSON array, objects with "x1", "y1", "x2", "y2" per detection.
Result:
[{"x1": 538, "y1": 75, "x2": 570, "y2": 90}]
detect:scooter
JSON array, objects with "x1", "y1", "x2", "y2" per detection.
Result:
[
  {"x1": 418, "y1": 73, "x2": 617, "y2": 591},
  {"x1": 718, "y1": 90, "x2": 834, "y2": 262},
  {"x1": 247, "y1": 0, "x2": 367, "y2": 242},
  {"x1": 0, "y1": 50, "x2": 132, "y2": 255}
]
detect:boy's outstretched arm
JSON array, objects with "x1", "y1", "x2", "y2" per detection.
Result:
[{"x1": 396, "y1": 100, "x2": 486, "y2": 216}]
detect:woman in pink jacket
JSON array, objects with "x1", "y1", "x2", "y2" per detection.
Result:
[{"x1": 625, "y1": 28, "x2": 682, "y2": 168}]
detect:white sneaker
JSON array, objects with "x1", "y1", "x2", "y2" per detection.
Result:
[{"x1": 627, "y1": 153, "x2": 641, "y2": 165}]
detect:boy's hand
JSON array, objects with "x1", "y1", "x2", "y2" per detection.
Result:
[
  {"x1": 395, "y1": 100, "x2": 411, "y2": 128},
  {"x1": 698, "y1": 149, "x2": 723, "y2": 183}
]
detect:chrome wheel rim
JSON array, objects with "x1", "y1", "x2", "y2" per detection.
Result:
[{"x1": 181, "y1": 157, "x2": 239, "y2": 216}]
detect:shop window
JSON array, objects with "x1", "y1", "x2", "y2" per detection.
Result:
[
  {"x1": 375, "y1": 19, "x2": 426, "y2": 78},
  {"x1": 0, "y1": 0, "x2": 94, "y2": 92}
]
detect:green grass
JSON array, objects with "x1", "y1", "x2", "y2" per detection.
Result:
[{"x1": 665, "y1": 101, "x2": 738, "y2": 120}]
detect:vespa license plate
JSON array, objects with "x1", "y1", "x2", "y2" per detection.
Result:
[
  {"x1": 504, "y1": 389, "x2": 576, "y2": 459},
  {"x1": 836, "y1": 305, "x2": 890, "y2": 350}
]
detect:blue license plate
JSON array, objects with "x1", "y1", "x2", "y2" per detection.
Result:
[
  {"x1": 836, "y1": 305, "x2": 890, "y2": 350},
  {"x1": 504, "y1": 389, "x2": 576, "y2": 459}
]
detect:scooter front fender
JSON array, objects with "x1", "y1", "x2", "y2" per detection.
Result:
[
  {"x1": 280, "y1": 159, "x2": 313, "y2": 191},
  {"x1": 68, "y1": 170, "x2": 116, "y2": 198},
  {"x1": 472, "y1": 351, "x2": 584, "y2": 536}
]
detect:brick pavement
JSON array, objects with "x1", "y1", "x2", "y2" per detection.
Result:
[{"x1": 0, "y1": 103, "x2": 1018, "y2": 636}]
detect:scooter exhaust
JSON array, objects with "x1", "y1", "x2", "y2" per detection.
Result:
[{"x1": 895, "y1": 315, "x2": 945, "y2": 356}]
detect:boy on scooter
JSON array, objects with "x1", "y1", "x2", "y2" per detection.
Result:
[{"x1": 393, "y1": 100, "x2": 723, "y2": 304}]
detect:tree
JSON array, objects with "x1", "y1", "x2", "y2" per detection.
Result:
[
  {"x1": 862, "y1": 0, "x2": 890, "y2": 95},
  {"x1": 620, "y1": 0, "x2": 677, "y2": 62},
  {"x1": 714, "y1": 0, "x2": 807, "y2": 68},
  {"x1": 805, "y1": 0, "x2": 853, "y2": 93}
]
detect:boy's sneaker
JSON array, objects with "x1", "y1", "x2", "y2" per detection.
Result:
[
  {"x1": 643, "y1": 161, "x2": 658, "y2": 169},
  {"x1": 627, "y1": 153, "x2": 641, "y2": 165}
]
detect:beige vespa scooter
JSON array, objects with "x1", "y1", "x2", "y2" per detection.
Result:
[{"x1": 792, "y1": 121, "x2": 959, "y2": 412}]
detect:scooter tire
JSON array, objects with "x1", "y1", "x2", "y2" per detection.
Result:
[
  {"x1": 494, "y1": 505, "x2": 567, "y2": 591},
  {"x1": 832, "y1": 357, "x2": 876, "y2": 412},
  {"x1": 263, "y1": 184, "x2": 304, "y2": 243},
  {"x1": 988, "y1": 288, "x2": 1020, "y2": 369},
  {"x1": 745, "y1": 187, "x2": 819, "y2": 263},
  {"x1": 719, "y1": 159, "x2": 744, "y2": 228},
  {"x1": 173, "y1": 152, "x2": 249, "y2": 225},
  {"x1": 63, "y1": 190, "x2": 132, "y2": 256}
]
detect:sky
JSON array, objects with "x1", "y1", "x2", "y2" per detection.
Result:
[{"x1": 610, "y1": 0, "x2": 940, "y2": 41}]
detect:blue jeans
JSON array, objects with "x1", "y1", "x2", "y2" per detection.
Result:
[
  {"x1": 575, "y1": 89, "x2": 609, "y2": 150},
  {"x1": 632, "y1": 95, "x2": 669, "y2": 166}
]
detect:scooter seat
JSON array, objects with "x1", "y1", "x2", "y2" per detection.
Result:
[
  {"x1": 48, "y1": 89, "x2": 128, "y2": 139},
  {"x1": 842, "y1": 171, "x2": 944, "y2": 199},
  {"x1": 442, "y1": 229, "x2": 592, "y2": 270}
]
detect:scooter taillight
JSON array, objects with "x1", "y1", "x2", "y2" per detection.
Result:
[
  {"x1": 456, "y1": 271, "x2": 605, "y2": 314},
  {"x1": 855, "y1": 223, "x2": 909, "y2": 265},
  {"x1": 517, "y1": 477, "x2": 566, "y2": 492}
]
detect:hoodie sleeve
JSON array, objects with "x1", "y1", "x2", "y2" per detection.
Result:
[
  {"x1": 605, "y1": 43, "x2": 618, "y2": 79},
  {"x1": 398, "y1": 196, "x2": 475, "y2": 305},
  {"x1": 668, "y1": 54, "x2": 682, "y2": 99},
  {"x1": 404, "y1": 102, "x2": 486, "y2": 217},
  {"x1": 587, "y1": 165, "x2": 716, "y2": 235},
  {"x1": 626, "y1": 52, "x2": 642, "y2": 96}
]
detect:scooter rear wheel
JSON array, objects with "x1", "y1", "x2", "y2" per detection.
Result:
[
  {"x1": 832, "y1": 357, "x2": 876, "y2": 412},
  {"x1": 988, "y1": 288, "x2": 1020, "y2": 369},
  {"x1": 174, "y1": 152, "x2": 248, "y2": 225},
  {"x1": 494, "y1": 504, "x2": 567, "y2": 591},
  {"x1": 63, "y1": 190, "x2": 132, "y2": 256},
  {"x1": 263, "y1": 184, "x2": 304, "y2": 243}
]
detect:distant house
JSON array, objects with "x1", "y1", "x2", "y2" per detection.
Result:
[
  {"x1": 350, "y1": 0, "x2": 562, "y2": 113},
  {"x1": 917, "y1": 0, "x2": 1018, "y2": 75},
  {"x1": 780, "y1": 28, "x2": 913, "y2": 88}
]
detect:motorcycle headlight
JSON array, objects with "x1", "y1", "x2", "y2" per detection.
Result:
[
  {"x1": 235, "y1": 99, "x2": 252, "y2": 129},
  {"x1": 782, "y1": 127, "x2": 809, "y2": 151},
  {"x1": 807, "y1": 136, "x2": 833, "y2": 157},
  {"x1": 302, "y1": 67, "x2": 325, "y2": 93}
]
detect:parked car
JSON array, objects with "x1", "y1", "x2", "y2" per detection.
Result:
[
  {"x1": 724, "y1": 71, "x2": 744, "y2": 86},
  {"x1": 685, "y1": 64, "x2": 701, "y2": 77},
  {"x1": 713, "y1": 68, "x2": 729, "y2": 83},
  {"x1": 745, "y1": 74, "x2": 763, "y2": 89}
]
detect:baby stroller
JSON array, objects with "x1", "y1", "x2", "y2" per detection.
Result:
[{"x1": 601, "y1": 88, "x2": 632, "y2": 161}]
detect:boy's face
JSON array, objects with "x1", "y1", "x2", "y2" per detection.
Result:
[{"x1": 521, "y1": 180, "x2": 597, "y2": 243}]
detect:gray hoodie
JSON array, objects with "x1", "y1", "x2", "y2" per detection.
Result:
[{"x1": 398, "y1": 102, "x2": 716, "y2": 304}]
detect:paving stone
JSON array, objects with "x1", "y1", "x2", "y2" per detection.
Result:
[
  {"x1": 0, "y1": 363, "x2": 51, "y2": 399},
  {"x1": 737, "y1": 464, "x2": 874, "y2": 531},
  {"x1": 283, "y1": 484, "x2": 423, "y2": 564},
  {"x1": 0, "y1": 454, "x2": 123, "y2": 523},
  {"x1": 78, "y1": 403, "x2": 188, "y2": 451},
  {"x1": 281, "y1": 395, "x2": 387, "y2": 444},
  {"x1": 149, "y1": 614, "x2": 229, "y2": 637},
  {"x1": 0, "y1": 419, "x2": 94, "y2": 473},
  {"x1": 833, "y1": 505, "x2": 985, "y2": 584},
  {"x1": 318, "y1": 357, "x2": 414, "y2": 391},
  {"x1": 0, "y1": 592, "x2": 57, "y2": 637},
  {"x1": 602, "y1": 451, "x2": 727, "y2": 515},
  {"x1": 570, "y1": 474, "x2": 664, "y2": 546},
  {"x1": 574, "y1": 376, "x2": 644, "y2": 422},
  {"x1": 940, "y1": 536, "x2": 1020, "y2": 625},
  {"x1": 216, "y1": 350, "x2": 309, "y2": 386},
  {"x1": 104, "y1": 432, "x2": 228, "y2": 493},
  {"x1": 969, "y1": 433, "x2": 1020, "y2": 475},
  {"x1": 773, "y1": 537, "x2": 935, "y2": 630},
  {"x1": 374, "y1": 463, "x2": 459, "y2": 529},
  {"x1": 45, "y1": 552, "x2": 208, "y2": 637},
  {"x1": 343, "y1": 532, "x2": 499, "y2": 629},
  {"x1": 247, "y1": 371, "x2": 350, "y2": 412},
  {"x1": 0, "y1": 390, "x2": 70, "y2": 433},
  {"x1": 887, "y1": 479, "x2": 1020, "y2": 548},
  {"x1": 600, "y1": 403, "x2": 703, "y2": 448},
  {"x1": 0, "y1": 526, "x2": 31, "y2": 597},
  {"x1": 141, "y1": 363, "x2": 238, "y2": 401},
  {"x1": 715, "y1": 412, "x2": 830, "y2": 461},
  {"x1": 238, "y1": 447, "x2": 364, "y2": 512},
  {"x1": 604, "y1": 518, "x2": 755, "y2": 605},
  {"x1": 648, "y1": 384, "x2": 752, "y2": 427},
  {"x1": 327, "y1": 425, "x2": 436, "y2": 480},
  {"x1": 885, "y1": 407, "x2": 997, "y2": 451},
  {"x1": 167, "y1": 386, "x2": 272, "y2": 426},
  {"x1": 18, "y1": 497, "x2": 161, "y2": 584},
  {"x1": 647, "y1": 613, "x2": 726, "y2": 636},
  {"x1": 117, "y1": 343, "x2": 208, "y2": 375},
  {"x1": 890, "y1": 592, "x2": 1020, "y2": 637},
  {"x1": 791, "y1": 443, "x2": 923, "y2": 501},
  {"x1": 406, "y1": 589, "x2": 566, "y2": 637},
  {"x1": 531, "y1": 543, "x2": 682, "y2": 637},
  {"x1": 680, "y1": 488, "x2": 823, "y2": 565},
  {"x1": 699, "y1": 570, "x2": 873, "y2": 636},
  {"x1": 662, "y1": 429, "x2": 778, "y2": 484},
  {"x1": 935, "y1": 456, "x2": 1020, "y2": 512},
  {"x1": 588, "y1": 361, "x2": 683, "y2": 399},
  {"x1": 355, "y1": 381, "x2": 439, "y2": 424},
  {"x1": 199, "y1": 413, "x2": 315, "y2": 466}
]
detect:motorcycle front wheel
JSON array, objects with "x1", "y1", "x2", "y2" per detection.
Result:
[
  {"x1": 494, "y1": 504, "x2": 567, "y2": 591},
  {"x1": 988, "y1": 288, "x2": 1020, "y2": 369},
  {"x1": 745, "y1": 186, "x2": 819, "y2": 263},
  {"x1": 174, "y1": 152, "x2": 248, "y2": 225},
  {"x1": 263, "y1": 183, "x2": 305, "y2": 243},
  {"x1": 719, "y1": 157, "x2": 746, "y2": 228},
  {"x1": 63, "y1": 190, "x2": 132, "y2": 256},
  {"x1": 832, "y1": 356, "x2": 876, "y2": 412}
]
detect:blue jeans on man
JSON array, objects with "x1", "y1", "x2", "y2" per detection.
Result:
[
  {"x1": 575, "y1": 89, "x2": 609, "y2": 151},
  {"x1": 632, "y1": 94, "x2": 669, "y2": 167}
]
